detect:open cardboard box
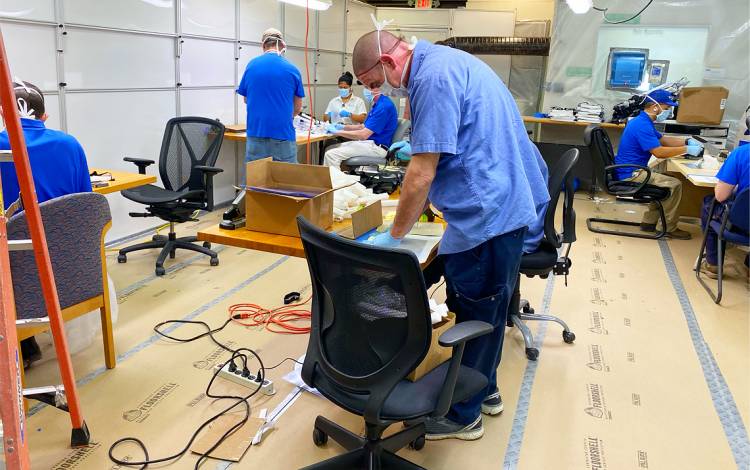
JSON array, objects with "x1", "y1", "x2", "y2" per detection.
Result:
[
  {"x1": 245, "y1": 158, "x2": 334, "y2": 237},
  {"x1": 677, "y1": 86, "x2": 729, "y2": 124},
  {"x1": 407, "y1": 312, "x2": 456, "y2": 382}
]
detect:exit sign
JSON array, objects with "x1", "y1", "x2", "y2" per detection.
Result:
[{"x1": 415, "y1": 0, "x2": 432, "y2": 9}]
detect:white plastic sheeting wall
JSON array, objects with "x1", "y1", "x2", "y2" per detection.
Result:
[{"x1": 544, "y1": 0, "x2": 749, "y2": 145}]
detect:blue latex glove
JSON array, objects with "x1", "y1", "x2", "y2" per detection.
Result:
[
  {"x1": 367, "y1": 231, "x2": 402, "y2": 248},
  {"x1": 326, "y1": 123, "x2": 343, "y2": 134},
  {"x1": 388, "y1": 140, "x2": 412, "y2": 161},
  {"x1": 686, "y1": 137, "x2": 703, "y2": 147},
  {"x1": 325, "y1": 111, "x2": 332, "y2": 119},
  {"x1": 339, "y1": 109, "x2": 351, "y2": 118},
  {"x1": 686, "y1": 144, "x2": 703, "y2": 156}
]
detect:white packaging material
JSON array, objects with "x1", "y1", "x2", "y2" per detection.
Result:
[
  {"x1": 428, "y1": 298, "x2": 449, "y2": 325},
  {"x1": 702, "y1": 154, "x2": 720, "y2": 170},
  {"x1": 382, "y1": 199, "x2": 399, "y2": 207},
  {"x1": 357, "y1": 193, "x2": 389, "y2": 206}
]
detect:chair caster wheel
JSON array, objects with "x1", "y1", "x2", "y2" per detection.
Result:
[
  {"x1": 409, "y1": 435, "x2": 425, "y2": 451},
  {"x1": 117, "y1": 254, "x2": 127, "y2": 263},
  {"x1": 525, "y1": 348, "x2": 539, "y2": 361},
  {"x1": 155, "y1": 266, "x2": 166, "y2": 276},
  {"x1": 563, "y1": 331, "x2": 576, "y2": 344},
  {"x1": 522, "y1": 306, "x2": 534, "y2": 314},
  {"x1": 312, "y1": 428, "x2": 328, "y2": 447},
  {"x1": 203, "y1": 241, "x2": 211, "y2": 249},
  {"x1": 210, "y1": 257, "x2": 219, "y2": 267}
]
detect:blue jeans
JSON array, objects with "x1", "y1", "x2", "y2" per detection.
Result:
[
  {"x1": 443, "y1": 227, "x2": 526, "y2": 425},
  {"x1": 243, "y1": 137, "x2": 297, "y2": 182}
]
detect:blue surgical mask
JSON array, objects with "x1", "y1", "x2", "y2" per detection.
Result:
[
  {"x1": 338, "y1": 88, "x2": 350, "y2": 99},
  {"x1": 363, "y1": 88, "x2": 374, "y2": 103},
  {"x1": 655, "y1": 109, "x2": 671, "y2": 122}
]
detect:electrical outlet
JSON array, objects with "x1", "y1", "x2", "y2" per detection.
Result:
[{"x1": 214, "y1": 363, "x2": 276, "y2": 396}]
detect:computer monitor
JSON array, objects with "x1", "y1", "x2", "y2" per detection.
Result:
[{"x1": 606, "y1": 48, "x2": 649, "y2": 92}]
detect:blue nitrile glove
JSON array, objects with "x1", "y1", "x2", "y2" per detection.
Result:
[
  {"x1": 686, "y1": 144, "x2": 703, "y2": 156},
  {"x1": 326, "y1": 123, "x2": 344, "y2": 134},
  {"x1": 368, "y1": 231, "x2": 402, "y2": 248},
  {"x1": 686, "y1": 138, "x2": 703, "y2": 147},
  {"x1": 326, "y1": 111, "x2": 332, "y2": 119},
  {"x1": 389, "y1": 140, "x2": 412, "y2": 161},
  {"x1": 339, "y1": 109, "x2": 351, "y2": 118}
]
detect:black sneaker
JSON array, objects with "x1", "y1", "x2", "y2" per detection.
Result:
[
  {"x1": 481, "y1": 390, "x2": 504, "y2": 416},
  {"x1": 21, "y1": 337, "x2": 42, "y2": 369},
  {"x1": 424, "y1": 416, "x2": 484, "y2": 441}
]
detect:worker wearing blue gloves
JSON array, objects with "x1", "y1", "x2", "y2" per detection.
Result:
[
  {"x1": 615, "y1": 89, "x2": 702, "y2": 240},
  {"x1": 353, "y1": 30, "x2": 549, "y2": 441},
  {"x1": 389, "y1": 140, "x2": 411, "y2": 161},
  {"x1": 323, "y1": 72, "x2": 367, "y2": 125}
]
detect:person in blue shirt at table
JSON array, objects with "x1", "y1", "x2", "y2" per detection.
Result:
[
  {"x1": 236, "y1": 28, "x2": 304, "y2": 171},
  {"x1": 699, "y1": 144, "x2": 750, "y2": 279},
  {"x1": 322, "y1": 84, "x2": 397, "y2": 168},
  {"x1": 353, "y1": 30, "x2": 549, "y2": 441},
  {"x1": 615, "y1": 89, "x2": 703, "y2": 240},
  {"x1": 0, "y1": 79, "x2": 92, "y2": 368}
]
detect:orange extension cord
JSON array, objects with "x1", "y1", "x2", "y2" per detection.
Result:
[{"x1": 228, "y1": 295, "x2": 312, "y2": 334}]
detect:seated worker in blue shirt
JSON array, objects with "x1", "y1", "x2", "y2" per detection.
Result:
[
  {"x1": 699, "y1": 144, "x2": 750, "y2": 279},
  {"x1": 323, "y1": 85, "x2": 397, "y2": 168},
  {"x1": 615, "y1": 89, "x2": 703, "y2": 240},
  {"x1": 353, "y1": 31, "x2": 549, "y2": 440},
  {"x1": 237, "y1": 28, "x2": 305, "y2": 172},
  {"x1": 0, "y1": 79, "x2": 92, "y2": 368}
]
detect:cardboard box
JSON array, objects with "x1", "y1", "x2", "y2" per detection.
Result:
[
  {"x1": 677, "y1": 86, "x2": 729, "y2": 125},
  {"x1": 407, "y1": 312, "x2": 456, "y2": 382},
  {"x1": 337, "y1": 200, "x2": 383, "y2": 240},
  {"x1": 245, "y1": 158, "x2": 334, "y2": 237}
]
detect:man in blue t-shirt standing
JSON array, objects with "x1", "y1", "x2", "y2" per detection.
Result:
[
  {"x1": 237, "y1": 28, "x2": 305, "y2": 171},
  {"x1": 0, "y1": 79, "x2": 92, "y2": 367},
  {"x1": 699, "y1": 144, "x2": 750, "y2": 279},
  {"x1": 322, "y1": 85, "x2": 397, "y2": 168},
  {"x1": 614, "y1": 89, "x2": 703, "y2": 240}
]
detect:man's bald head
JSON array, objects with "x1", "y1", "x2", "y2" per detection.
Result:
[{"x1": 352, "y1": 30, "x2": 404, "y2": 77}]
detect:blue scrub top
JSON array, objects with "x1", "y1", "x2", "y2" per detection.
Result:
[
  {"x1": 716, "y1": 144, "x2": 749, "y2": 194},
  {"x1": 614, "y1": 112, "x2": 662, "y2": 180},
  {"x1": 364, "y1": 95, "x2": 397, "y2": 147},
  {"x1": 407, "y1": 40, "x2": 550, "y2": 255},
  {"x1": 0, "y1": 118, "x2": 92, "y2": 210},
  {"x1": 237, "y1": 52, "x2": 305, "y2": 142}
]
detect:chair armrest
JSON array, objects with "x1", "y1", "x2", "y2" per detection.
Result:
[
  {"x1": 438, "y1": 320, "x2": 494, "y2": 347},
  {"x1": 604, "y1": 164, "x2": 652, "y2": 195},
  {"x1": 195, "y1": 165, "x2": 224, "y2": 175},
  {"x1": 123, "y1": 157, "x2": 155, "y2": 175},
  {"x1": 433, "y1": 320, "x2": 493, "y2": 417}
]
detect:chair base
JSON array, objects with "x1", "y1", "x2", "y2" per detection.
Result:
[
  {"x1": 509, "y1": 281, "x2": 575, "y2": 361},
  {"x1": 300, "y1": 415, "x2": 426, "y2": 470},
  {"x1": 694, "y1": 223, "x2": 724, "y2": 304},
  {"x1": 117, "y1": 224, "x2": 218, "y2": 276},
  {"x1": 586, "y1": 199, "x2": 668, "y2": 239}
]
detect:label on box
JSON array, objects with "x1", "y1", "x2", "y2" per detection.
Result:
[{"x1": 720, "y1": 98, "x2": 726, "y2": 110}]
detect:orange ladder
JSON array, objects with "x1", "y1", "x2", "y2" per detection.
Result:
[{"x1": 0, "y1": 26, "x2": 90, "y2": 469}]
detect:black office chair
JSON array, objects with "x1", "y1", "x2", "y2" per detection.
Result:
[
  {"x1": 297, "y1": 216, "x2": 492, "y2": 470},
  {"x1": 584, "y1": 124, "x2": 670, "y2": 239},
  {"x1": 509, "y1": 149, "x2": 579, "y2": 361},
  {"x1": 341, "y1": 118, "x2": 411, "y2": 171},
  {"x1": 117, "y1": 117, "x2": 225, "y2": 276}
]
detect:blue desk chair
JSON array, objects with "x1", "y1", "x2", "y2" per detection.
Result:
[{"x1": 695, "y1": 188, "x2": 750, "y2": 304}]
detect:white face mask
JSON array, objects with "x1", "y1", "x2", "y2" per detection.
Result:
[{"x1": 371, "y1": 15, "x2": 416, "y2": 98}]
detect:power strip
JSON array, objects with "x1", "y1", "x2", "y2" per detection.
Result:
[{"x1": 214, "y1": 363, "x2": 276, "y2": 396}]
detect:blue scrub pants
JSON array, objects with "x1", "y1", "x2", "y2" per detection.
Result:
[{"x1": 443, "y1": 227, "x2": 526, "y2": 425}]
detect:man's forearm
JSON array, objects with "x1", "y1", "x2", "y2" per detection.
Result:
[
  {"x1": 390, "y1": 153, "x2": 438, "y2": 239},
  {"x1": 661, "y1": 135, "x2": 688, "y2": 147}
]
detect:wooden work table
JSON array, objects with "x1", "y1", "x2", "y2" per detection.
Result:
[
  {"x1": 90, "y1": 168, "x2": 156, "y2": 195},
  {"x1": 224, "y1": 129, "x2": 334, "y2": 145},
  {"x1": 522, "y1": 116, "x2": 625, "y2": 130},
  {"x1": 664, "y1": 158, "x2": 719, "y2": 188}
]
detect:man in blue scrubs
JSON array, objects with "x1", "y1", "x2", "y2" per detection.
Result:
[
  {"x1": 323, "y1": 85, "x2": 397, "y2": 168},
  {"x1": 353, "y1": 32, "x2": 549, "y2": 440},
  {"x1": 237, "y1": 28, "x2": 304, "y2": 171},
  {"x1": 699, "y1": 144, "x2": 749, "y2": 278},
  {"x1": 0, "y1": 80, "x2": 92, "y2": 367},
  {"x1": 615, "y1": 89, "x2": 703, "y2": 239}
]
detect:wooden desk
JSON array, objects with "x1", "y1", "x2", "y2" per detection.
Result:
[
  {"x1": 522, "y1": 116, "x2": 625, "y2": 130},
  {"x1": 665, "y1": 158, "x2": 719, "y2": 188},
  {"x1": 90, "y1": 168, "x2": 156, "y2": 195},
  {"x1": 649, "y1": 157, "x2": 720, "y2": 218}
]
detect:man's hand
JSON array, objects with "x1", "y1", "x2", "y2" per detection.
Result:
[
  {"x1": 339, "y1": 109, "x2": 352, "y2": 118},
  {"x1": 326, "y1": 123, "x2": 344, "y2": 134},
  {"x1": 389, "y1": 141, "x2": 412, "y2": 161},
  {"x1": 390, "y1": 153, "x2": 439, "y2": 239},
  {"x1": 367, "y1": 231, "x2": 402, "y2": 248}
]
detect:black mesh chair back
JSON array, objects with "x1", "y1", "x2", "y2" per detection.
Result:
[
  {"x1": 543, "y1": 148, "x2": 579, "y2": 247},
  {"x1": 584, "y1": 124, "x2": 616, "y2": 193},
  {"x1": 297, "y1": 216, "x2": 431, "y2": 401},
  {"x1": 158, "y1": 117, "x2": 225, "y2": 195}
]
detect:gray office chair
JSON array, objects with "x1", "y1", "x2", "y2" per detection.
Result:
[{"x1": 342, "y1": 118, "x2": 411, "y2": 170}]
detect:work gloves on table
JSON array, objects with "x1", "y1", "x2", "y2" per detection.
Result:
[
  {"x1": 389, "y1": 140, "x2": 412, "y2": 161},
  {"x1": 326, "y1": 123, "x2": 344, "y2": 134}
]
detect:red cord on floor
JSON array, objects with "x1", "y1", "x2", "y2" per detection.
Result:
[{"x1": 229, "y1": 296, "x2": 312, "y2": 334}]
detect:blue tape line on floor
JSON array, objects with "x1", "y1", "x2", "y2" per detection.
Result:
[
  {"x1": 27, "y1": 255, "x2": 289, "y2": 417},
  {"x1": 658, "y1": 240, "x2": 750, "y2": 467},
  {"x1": 502, "y1": 276, "x2": 556, "y2": 470}
]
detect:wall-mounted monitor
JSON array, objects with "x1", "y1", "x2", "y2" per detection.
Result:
[{"x1": 606, "y1": 47, "x2": 649, "y2": 91}]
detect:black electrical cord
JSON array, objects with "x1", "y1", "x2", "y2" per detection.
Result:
[
  {"x1": 264, "y1": 357, "x2": 302, "y2": 370},
  {"x1": 593, "y1": 0, "x2": 655, "y2": 24},
  {"x1": 109, "y1": 321, "x2": 270, "y2": 469}
]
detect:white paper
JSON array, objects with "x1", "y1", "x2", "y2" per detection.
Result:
[
  {"x1": 687, "y1": 174, "x2": 718, "y2": 184},
  {"x1": 282, "y1": 355, "x2": 322, "y2": 397},
  {"x1": 398, "y1": 234, "x2": 441, "y2": 264}
]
